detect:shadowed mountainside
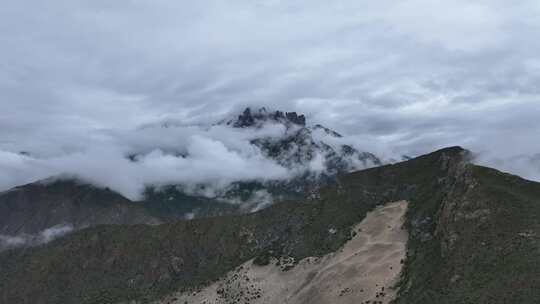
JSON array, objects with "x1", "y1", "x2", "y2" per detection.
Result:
[{"x1": 0, "y1": 180, "x2": 161, "y2": 235}]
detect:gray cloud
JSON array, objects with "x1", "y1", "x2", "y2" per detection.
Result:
[
  {"x1": 0, "y1": 224, "x2": 74, "y2": 251},
  {"x1": 1, "y1": 0, "x2": 540, "y2": 191},
  {"x1": 0, "y1": 123, "x2": 295, "y2": 199}
]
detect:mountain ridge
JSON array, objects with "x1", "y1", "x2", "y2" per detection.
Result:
[
  {"x1": 6, "y1": 146, "x2": 539, "y2": 303},
  {"x1": 0, "y1": 107, "x2": 383, "y2": 242},
  {"x1": 0, "y1": 179, "x2": 161, "y2": 236}
]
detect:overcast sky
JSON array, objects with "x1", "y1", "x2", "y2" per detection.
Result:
[{"x1": 1, "y1": 0, "x2": 540, "y2": 195}]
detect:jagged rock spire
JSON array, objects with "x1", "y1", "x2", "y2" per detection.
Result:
[
  {"x1": 232, "y1": 107, "x2": 306, "y2": 128},
  {"x1": 234, "y1": 107, "x2": 256, "y2": 128}
]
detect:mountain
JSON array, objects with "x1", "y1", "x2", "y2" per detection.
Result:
[
  {"x1": 225, "y1": 107, "x2": 307, "y2": 128},
  {"x1": 142, "y1": 107, "x2": 382, "y2": 210},
  {"x1": 139, "y1": 107, "x2": 382, "y2": 219},
  {"x1": 0, "y1": 179, "x2": 245, "y2": 251},
  {"x1": 2, "y1": 146, "x2": 540, "y2": 303},
  {"x1": 140, "y1": 107, "x2": 383, "y2": 218},
  {"x1": 0, "y1": 108, "x2": 382, "y2": 248},
  {"x1": 0, "y1": 179, "x2": 161, "y2": 236},
  {"x1": 228, "y1": 107, "x2": 381, "y2": 174}
]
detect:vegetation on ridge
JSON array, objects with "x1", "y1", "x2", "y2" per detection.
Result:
[{"x1": 1, "y1": 146, "x2": 540, "y2": 303}]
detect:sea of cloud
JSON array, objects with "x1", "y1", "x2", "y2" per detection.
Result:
[{"x1": 0, "y1": 117, "x2": 383, "y2": 200}]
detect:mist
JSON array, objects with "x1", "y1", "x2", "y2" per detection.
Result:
[
  {"x1": 0, "y1": 224, "x2": 74, "y2": 251},
  {"x1": 0, "y1": 116, "x2": 383, "y2": 200}
]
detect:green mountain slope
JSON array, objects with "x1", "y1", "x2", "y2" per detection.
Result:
[
  {"x1": 0, "y1": 180, "x2": 161, "y2": 235},
  {"x1": 0, "y1": 180, "x2": 242, "y2": 240},
  {"x1": 1, "y1": 146, "x2": 539, "y2": 303}
]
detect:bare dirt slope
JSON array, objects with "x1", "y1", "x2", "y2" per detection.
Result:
[{"x1": 158, "y1": 200, "x2": 408, "y2": 304}]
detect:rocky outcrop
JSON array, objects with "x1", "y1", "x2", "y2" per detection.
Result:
[
  {"x1": 251, "y1": 124, "x2": 381, "y2": 174},
  {"x1": 224, "y1": 107, "x2": 384, "y2": 206},
  {"x1": 231, "y1": 107, "x2": 382, "y2": 175},
  {"x1": 231, "y1": 107, "x2": 306, "y2": 128}
]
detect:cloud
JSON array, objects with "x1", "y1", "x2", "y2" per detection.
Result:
[
  {"x1": 0, "y1": 116, "x2": 387, "y2": 200},
  {"x1": 0, "y1": 224, "x2": 74, "y2": 251},
  {"x1": 1, "y1": 0, "x2": 540, "y2": 187},
  {"x1": 0, "y1": 122, "x2": 295, "y2": 200},
  {"x1": 222, "y1": 189, "x2": 275, "y2": 213}
]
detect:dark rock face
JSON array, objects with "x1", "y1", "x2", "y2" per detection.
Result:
[
  {"x1": 234, "y1": 107, "x2": 256, "y2": 128},
  {"x1": 284, "y1": 111, "x2": 306, "y2": 126},
  {"x1": 231, "y1": 107, "x2": 306, "y2": 128}
]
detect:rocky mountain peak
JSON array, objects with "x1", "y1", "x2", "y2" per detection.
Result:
[
  {"x1": 222, "y1": 107, "x2": 383, "y2": 176},
  {"x1": 230, "y1": 107, "x2": 306, "y2": 128}
]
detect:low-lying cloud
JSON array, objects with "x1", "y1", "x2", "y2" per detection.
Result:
[
  {"x1": 0, "y1": 224, "x2": 74, "y2": 251},
  {"x1": 0, "y1": 118, "x2": 381, "y2": 200},
  {"x1": 0, "y1": 122, "x2": 289, "y2": 200}
]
